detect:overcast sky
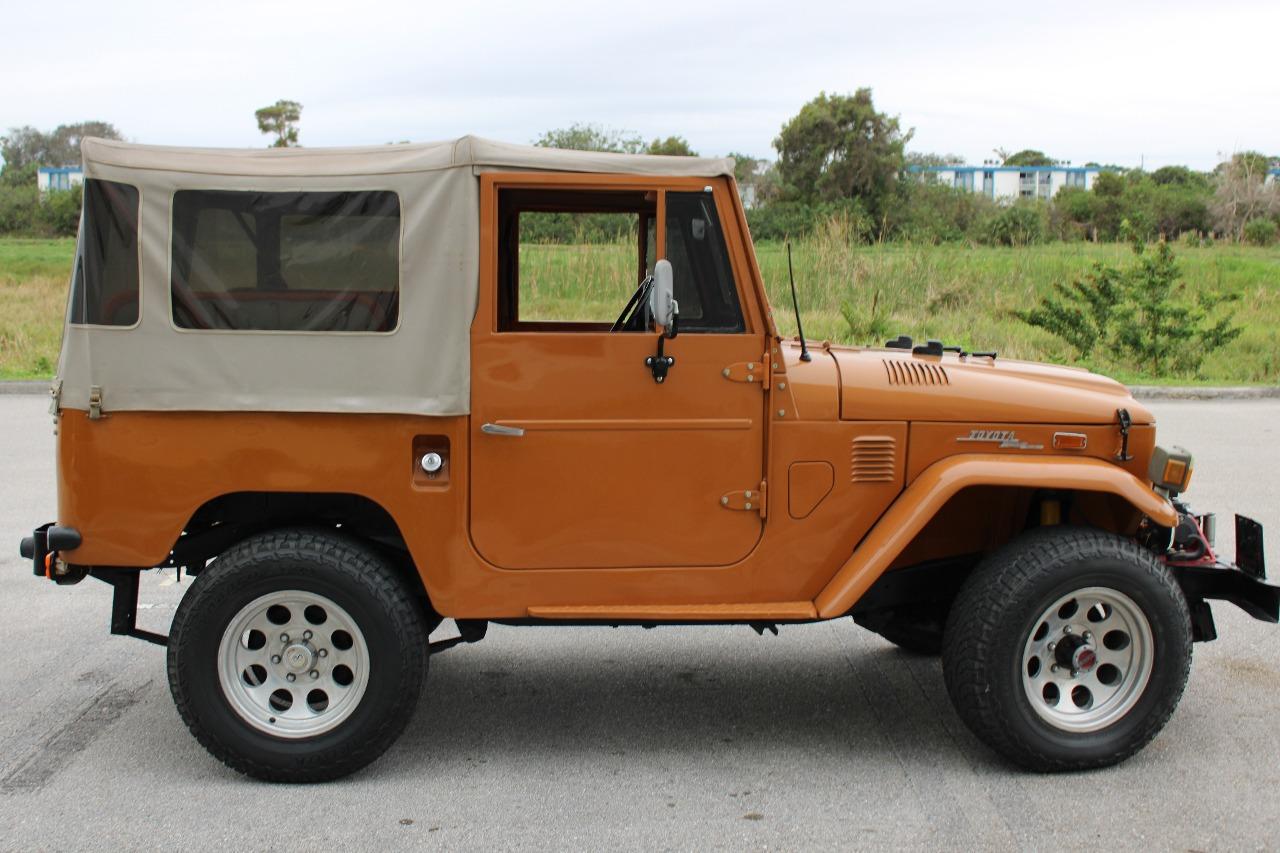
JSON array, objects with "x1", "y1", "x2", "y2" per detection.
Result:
[{"x1": 3, "y1": 0, "x2": 1276, "y2": 171}]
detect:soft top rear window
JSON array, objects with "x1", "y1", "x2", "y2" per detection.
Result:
[
  {"x1": 69, "y1": 179, "x2": 140, "y2": 326},
  {"x1": 171, "y1": 190, "x2": 401, "y2": 333}
]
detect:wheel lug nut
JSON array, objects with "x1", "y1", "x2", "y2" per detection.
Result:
[
  {"x1": 303, "y1": 630, "x2": 312, "y2": 640},
  {"x1": 309, "y1": 670, "x2": 319, "y2": 679},
  {"x1": 1047, "y1": 642, "x2": 1056, "y2": 652},
  {"x1": 318, "y1": 649, "x2": 328, "y2": 658},
  {"x1": 1083, "y1": 631, "x2": 1092, "y2": 642},
  {"x1": 286, "y1": 673, "x2": 296, "y2": 682},
  {"x1": 280, "y1": 634, "x2": 290, "y2": 643},
  {"x1": 271, "y1": 655, "x2": 281, "y2": 664},
  {"x1": 1063, "y1": 626, "x2": 1073, "y2": 634}
]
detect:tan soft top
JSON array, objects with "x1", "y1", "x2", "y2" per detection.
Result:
[
  {"x1": 58, "y1": 137, "x2": 734, "y2": 418},
  {"x1": 81, "y1": 135, "x2": 735, "y2": 179}
]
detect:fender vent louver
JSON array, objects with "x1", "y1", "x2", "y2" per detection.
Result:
[
  {"x1": 851, "y1": 436, "x2": 897, "y2": 483},
  {"x1": 883, "y1": 359, "x2": 949, "y2": 386}
]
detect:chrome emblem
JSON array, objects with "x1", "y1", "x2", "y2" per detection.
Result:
[{"x1": 956, "y1": 429, "x2": 1044, "y2": 450}]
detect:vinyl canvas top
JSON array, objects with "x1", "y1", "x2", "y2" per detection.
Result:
[
  {"x1": 81, "y1": 135, "x2": 735, "y2": 179},
  {"x1": 58, "y1": 138, "x2": 734, "y2": 418}
]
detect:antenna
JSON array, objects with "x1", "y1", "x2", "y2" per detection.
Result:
[{"x1": 785, "y1": 242, "x2": 811, "y2": 362}]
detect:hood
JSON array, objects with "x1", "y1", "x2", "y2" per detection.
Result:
[{"x1": 826, "y1": 345, "x2": 1153, "y2": 425}]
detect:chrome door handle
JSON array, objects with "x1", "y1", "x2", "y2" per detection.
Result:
[{"x1": 481, "y1": 423, "x2": 525, "y2": 437}]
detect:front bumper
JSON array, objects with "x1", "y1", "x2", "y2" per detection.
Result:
[{"x1": 1166, "y1": 514, "x2": 1279, "y2": 638}]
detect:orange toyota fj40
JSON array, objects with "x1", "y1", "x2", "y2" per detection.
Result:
[{"x1": 21, "y1": 137, "x2": 1277, "y2": 782}]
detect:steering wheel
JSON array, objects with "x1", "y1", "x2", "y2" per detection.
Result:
[{"x1": 610, "y1": 275, "x2": 653, "y2": 332}]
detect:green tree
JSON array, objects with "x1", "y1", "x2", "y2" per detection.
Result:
[
  {"x1": 728, "y1": 152, "x2": 781, "y2": 208},
  {"x1": 881, "y1": 179, "x2": 998, "y2": 244},
  {"x1": 983, "y1": 203, "x2": 1046, "y2": 246},
  {"x1": 1151, "y1": 165, "x2": 1208, "y2": 188},
  {"x1": 0, "y1": 182, "x2": 38, "y2": 233},
  {"x1": 1088, "y1": 171, "x2": 1128, "y2": 240},
  {"x1": 1051, "y1": 186, "x2": 1096, "y2": 240},
  {"x1": 906, "y1": 151, "x2": 966, "y2": 168},
  {"x1": 1211, "y1": 151, "x2": 1279, "y2": 238},
  {"x1": 255, "y1": 100, "x2": 302, "y2": 148},
  {"x1": 1243, "y1": 218, "x2": 1278, "y2": 246},
  {"x1": 2, "y1": 126, "x2": 50, "y2": 176},
  {"x1": 1017, "y1": 232, "x2": 1241, "y2": 376},
  {"x1": 1002, "y1": 149, "x2": 1056, "y2": 166},
  {"x1": 1014, "y1": 262, "x2": 1124, "y2": 357},
  {"x1": 773, "y1": 89, "x2": 912, "y2": 222},
  {"x1": 37, "y1": 183, "x2": 84, "y2": 235},
  {"x1": 1149, "y1": 181, "x2": 1209, "y2": 236},
  {"x1": 1113, "y1": 236, "x2": 1241, "y2": 374},
  {"x1": 534, "y1": 123, "x2": 644, "y2": 154},
  {"x1": 646, "y1": 136, "x2": 697, "y2": 156},
  {"x1": 1218, "y1": 151, "x2": 1270, "y2": 180},
  {"x1": 727, "y1": 151, "x2": 762, "y2": 185},
  {"x1": 2, "y1": 121, "x2": 124, "y2": 177},
  {"x1": 0, "y1": 161, "x2": 38, "y2": 189}
]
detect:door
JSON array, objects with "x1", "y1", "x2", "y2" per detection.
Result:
[{"x1": 469, "y1": 178, "x2": 766, "y2": 570}]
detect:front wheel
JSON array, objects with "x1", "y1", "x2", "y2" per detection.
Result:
[
  {"x1": 942, "y1": 526, "x2": 1192, "y2": 771},
  {"x1": 167, "y1": 529, "x2": 428, "y2": 782}
]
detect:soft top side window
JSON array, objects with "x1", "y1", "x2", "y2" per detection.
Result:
[
  {"x1": 69, "y1": 179, "x2": 140, "y2": 327},
  {"x1": 171, "y1": 189, "x2": 401, "y2": 333}
]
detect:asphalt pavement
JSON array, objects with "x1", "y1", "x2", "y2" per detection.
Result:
[{"x1": 1, "y1": 396, "x2": 1278, "y2": 851}]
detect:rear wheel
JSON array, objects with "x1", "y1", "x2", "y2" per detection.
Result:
[
  {"x1": 168, "y1": 529, "x2": 428, "y2": 782},
  {"x1": 942, "y1": 526, "x2": 1191, "y2": 771}
]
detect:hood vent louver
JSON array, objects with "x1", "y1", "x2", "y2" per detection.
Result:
[
  {"x1": 883, "y1": 359, "x2": 949, "y2": 387},
  {"x1": 851, "y1": 435, "x2": 897, "y2": 483}
]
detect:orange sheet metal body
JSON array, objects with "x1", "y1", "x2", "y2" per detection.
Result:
[{"x1": 53, "y1": 171, "x2": 1175, "y2": 623}]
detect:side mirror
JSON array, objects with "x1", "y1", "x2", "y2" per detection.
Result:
[{"x1": 648, "y1": 259, "x2": 678, "y2": 336}]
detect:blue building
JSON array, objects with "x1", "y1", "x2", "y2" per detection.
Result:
[
  {"x1": 37, "y1": 166, "x2": 84, "y2": 194},
  {"x1": 907, "y1": 164, "x2": 1102, "y2": 201}
]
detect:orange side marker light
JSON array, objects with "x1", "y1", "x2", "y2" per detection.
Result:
[{"x1": 1052, "y1": 432, "x2": 1088, "y2": 450}]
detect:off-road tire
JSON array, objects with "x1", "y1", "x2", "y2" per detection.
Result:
[
  {"x1": 942, "y1": 526, "x2": 1191, "y2": 771},
  {"x1": 167, "y1": 529, "x2": 428, "y2": 782}
]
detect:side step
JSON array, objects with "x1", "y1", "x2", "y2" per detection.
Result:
[{"x1": 525, "y1": 602, "x2": 818, "y2": 621}]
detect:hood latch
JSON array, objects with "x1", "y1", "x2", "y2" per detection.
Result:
[{"x1": 1116, "y1": 408, "x2": 1133, "y2": 461}]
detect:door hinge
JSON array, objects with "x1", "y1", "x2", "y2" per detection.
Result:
[
  {"x1": 88, "y1": 385, "x2": 104, "y2": 420},
  {"x1": 721, "y1": 353, "x2": 772, "y2": 389},
  {"x1": 720, "y1": 480, "x2": 767, "y2": 519}
]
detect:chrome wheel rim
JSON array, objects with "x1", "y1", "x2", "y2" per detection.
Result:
[
  {"x1": 1021, "y1": 586, "x2": 1154, "y2": 733},
  {"x1": 217, "y1": 590, "x2": 371, "y2": 739}
]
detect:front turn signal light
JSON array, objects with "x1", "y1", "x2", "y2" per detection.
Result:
[{"x1": 1149, "y1": 445, "x2": 1194, "y2": 495}]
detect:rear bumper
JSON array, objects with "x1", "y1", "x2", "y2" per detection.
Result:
[
  {"x1": 19, "y1": 523, "x2": 165, "y2": 645},
  {"x1": 19, "y1": 523, "x2": 83, "y2": 582}
]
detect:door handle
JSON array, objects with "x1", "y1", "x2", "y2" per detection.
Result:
[{"x1": 481, "y1": 423, "x2": 525, "y2": 437}]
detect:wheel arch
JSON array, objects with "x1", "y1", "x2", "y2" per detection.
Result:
[
  {"x1": 815, "y1": 454, "x2": 1176, "y2": 619},
  {"x1": 166, "y1": 491, "x2": 434, "y2": 614}
]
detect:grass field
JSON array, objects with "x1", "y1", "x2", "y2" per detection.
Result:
[
  {"x1": 3, "y1": 236, "x2": 1278, "y2": 383},
  {"x1": 0, "y1": 239, "x2": 73, "y2": 379}
]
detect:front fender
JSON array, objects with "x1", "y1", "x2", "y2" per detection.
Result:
[{"x1": 813, "y1": 453, "x2": 1176, "y2": 619}]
